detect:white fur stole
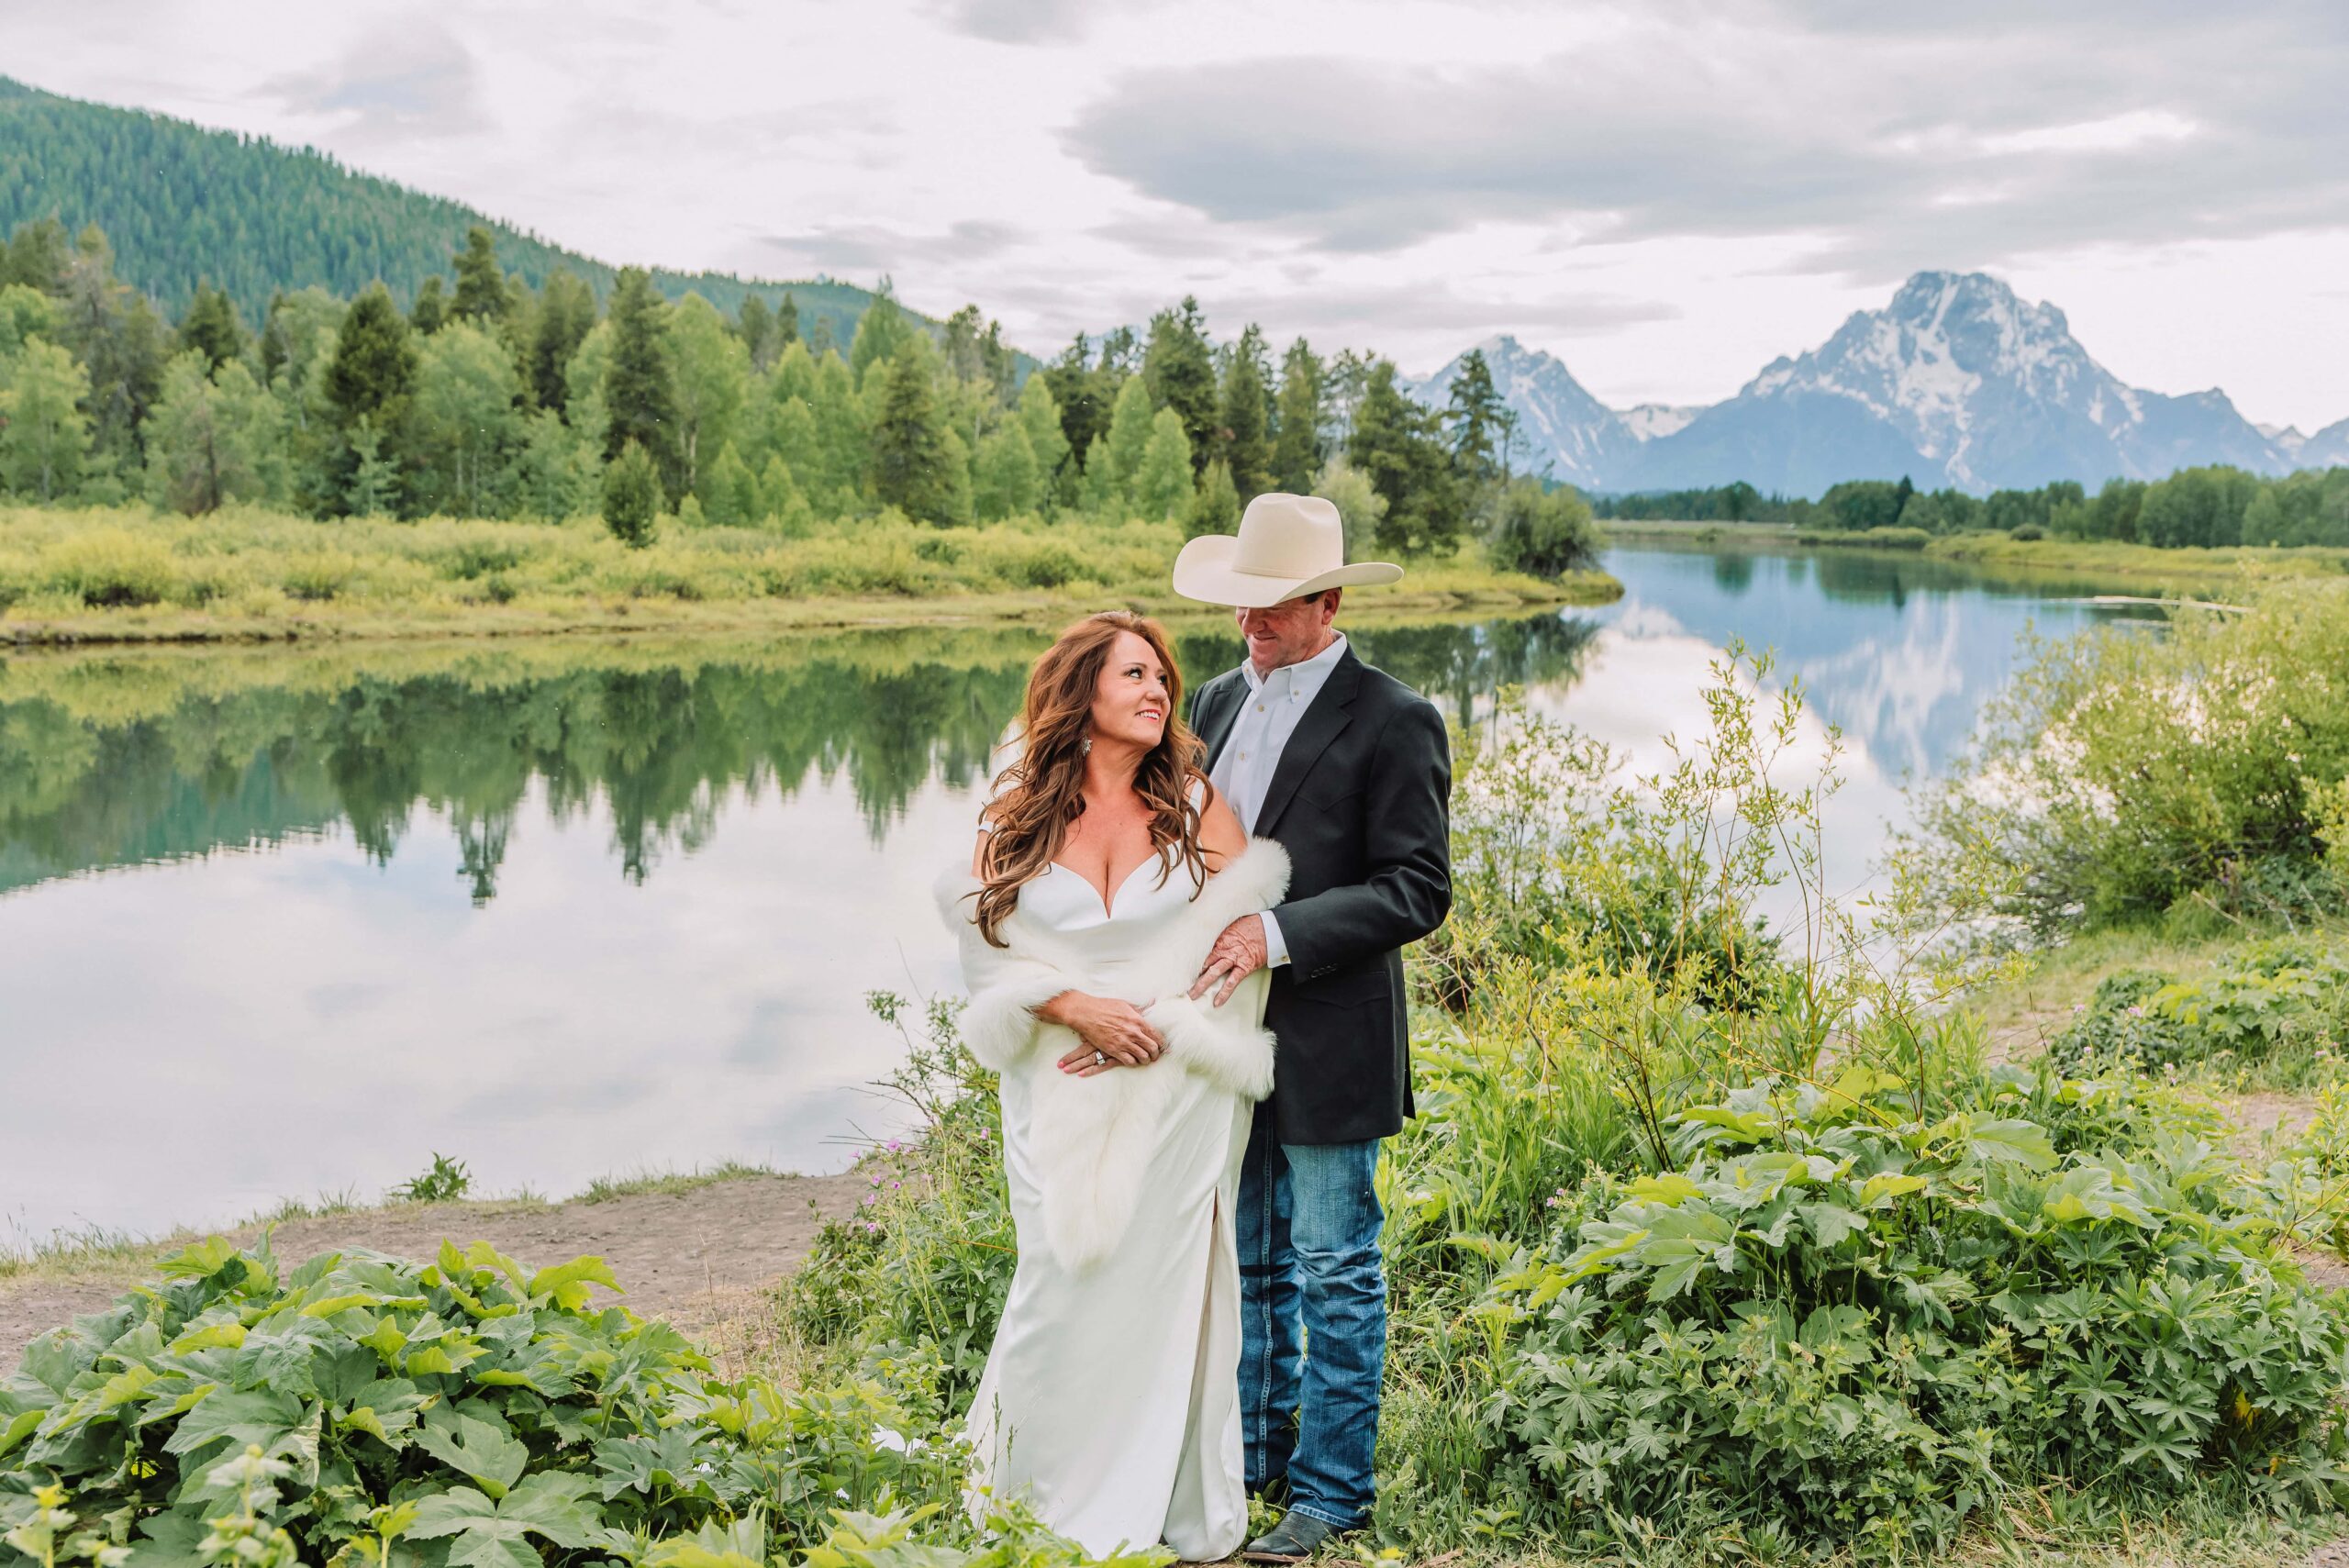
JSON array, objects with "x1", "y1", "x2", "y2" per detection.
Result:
[{"x1": 933, "y1": 839, "x2": 1290, "y2": 1271}]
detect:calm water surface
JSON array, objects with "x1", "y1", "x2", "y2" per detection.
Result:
[{"x1": 0, "y1": 543, "x2": 2142, "y2": 1240}]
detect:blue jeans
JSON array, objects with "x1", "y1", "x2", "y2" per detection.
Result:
[{"x1": 1236, "y1": 1100, "x2": 1386, "y2": 1530}]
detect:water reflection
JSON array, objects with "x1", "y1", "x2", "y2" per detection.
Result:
[
  {"x1": 0, "y1": 617, "x2": 1596, "y2": 905},
  {"x1": 0, "y1": 548, "x2": 2143, "y2": 1240}
]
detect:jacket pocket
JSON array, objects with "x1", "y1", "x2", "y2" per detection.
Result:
[{"x1": 1294, "y1": 959, "x2": 1388, "y2": 1006}]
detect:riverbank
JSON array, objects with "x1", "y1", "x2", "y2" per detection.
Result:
[
  {"x1": 0, "y1": 506, "x2": 1618, "y2": 646},
  {"x1": 0, "y1": 1162, "x2": 865, "y2": 1374},
  {"x1": 1603, "y1": 516, "x2": 2349, "y2": 592}
]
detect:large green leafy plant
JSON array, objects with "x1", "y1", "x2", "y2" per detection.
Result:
[
  {"x1": 1476, "y1": 1069, "x2": 2349, "y2": 1552},
  {"x1": 0, "y1": 1236, "x2": 963, "y2": 1567}
]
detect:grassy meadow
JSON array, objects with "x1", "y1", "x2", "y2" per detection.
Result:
[{"x1": 0, "y1": 505, "x2": 1619, "y2": 645}]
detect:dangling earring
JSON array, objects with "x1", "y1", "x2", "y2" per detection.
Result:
[{"x1": 1080, "y1": 736, "x2": 1093, "y2": 756}]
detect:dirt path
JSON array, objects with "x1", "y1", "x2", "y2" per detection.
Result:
[{"x1": 1, "y1": 1172, "x2": 867, "y2": 1376}]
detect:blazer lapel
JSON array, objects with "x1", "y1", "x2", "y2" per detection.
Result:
[
  {"x1": 1198, "y1": 674, "x2": 1243, "y2": 770},
  {"x1": 1252, "y1": 650, "x2": 1362, "y2": 837}
]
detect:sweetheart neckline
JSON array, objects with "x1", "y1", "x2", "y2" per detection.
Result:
[{"x1": 1044, "y1": 853, "x2": 1164, "y2": 921}]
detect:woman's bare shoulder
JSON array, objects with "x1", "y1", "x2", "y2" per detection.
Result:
[{"x1": 1197, "y1": 779, "x2": 1247, "y2": 867}]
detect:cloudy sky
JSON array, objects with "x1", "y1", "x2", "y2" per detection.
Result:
[{"x1": 7, "y1": 0, "x2": 2348, "y2": 429}]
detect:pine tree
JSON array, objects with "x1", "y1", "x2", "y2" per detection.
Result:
[
  {"x1": 1080, "y1": 434, "x2": 1118, "y2": 517},
  {"x1": 848, "y1": 285, "x2": 912, "y2": 388},
  {"x1": 868, "y1": 346, "x2": 961, "y2": 524},
  {"x1": 0, "y1": 340, "x2": 94, "y2": 501},
  {"x1": 345, "y1": 417, "x2": 400, "y2": 517},
  {"x1": 775, "y1": 293, "x2": 800, "y2": 350},
  {"x1": 1104, "y1": 375, "x2": 1155, "y2": 491},
  {"x1": 528, "y1": 269, "x2": 594, "y2": 414},
  {"x1": 737, "y1": 295, "x2": 774, "y2": 371},
  {"x1": 1349, "y1": 360, "x2": 1463, "y2": 556},
  {"x1": 1444, "y1": 348, "x2": 1504, "y2": 493},
  {"x1": 511, "y1": 408, "x2": 595, "y2": 521},
  {"x1": 602, "y1": 439, "x2": 660, "y2": 546},
  {"x1": 324, "y1": 284, "x2": 417, "y2": 436},
  {"x1": 809, "y1": 351, "x2": 866, "y2": 512},
  {"x1": 1017, "y1": 373, "x2": 1073, "y2": 506},
  {"x1": 1133, "y1": 407, "x2": 1194, "y2": 521},
  {"x1": 1043, "y1": 332, "x2": 1112, "y2": 469},
  {"x1": 1218, "y1": 323, "x2": 1274, "y2": 501},
  {"x1": 1187, "y1": 458, "x2": 1241, "y2": 539},
  {"x1": 1143, "y1": 296, "x2": 1217, "y2": 473},
  {"x1": 2, "y1": 217, "x2": 69, "y2": 292},
  {"x1": 756, "y1": 453, "x2": 813, "y2": 532},
  {"x1": 410, "y1": 275, "x2": 448, "y2": 334},
  {"x1": 59, "y1": 228, "x2": 164, "y2": 467},
  {"x1": 973, "y1": 422, "x2": 1042, "y2": 521},
  {"x1": 603, "y1": 267, "x2": 680, "y2": 495},
  {"x1": 178, "y1": 283, "x2": 244, "y2": 373},
  {"x1": 451, "y1": 227, "x2": 506, "y2": 323},
  {"x1": 1272, "y1": 337, "x2": 1324, "y2": 493}
]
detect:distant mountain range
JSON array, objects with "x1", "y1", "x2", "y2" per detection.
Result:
[
  {"x1": 0, "y1": 75, "x2": 886, "y2": 339},
  {"x1": 1409, "y1": 272, "x2": 2349, "y2": 497}
]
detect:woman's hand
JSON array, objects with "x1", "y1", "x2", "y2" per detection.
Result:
[{"x1": 1038, "y1": 992, "x2": 1163, "y2": 1076}]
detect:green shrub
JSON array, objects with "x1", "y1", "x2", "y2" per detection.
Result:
[
  {"x1": 42, "y1": 529, "x2": 176, "y2": 607},
  {"x1": 389, "y1": 1151, "x2": 472, "y2": 1202},
  {"x1": 602, "y1": 443, "x2": 660, "y2": 549},
  {"x1": 1908, "y1": 579, "x2": 2349, "y2": 939},
  {"x1": 1483, "y1": 477, "x2": 1601, "y2": 580},
  {"x1": 0, "y1": 1237, "x2": 968, "y2": 1566},
  {"x1": 2048, "y1": 941, "x2": 2349, "y2": 1086},
  {"x1": 1473, "y1": 1070, "x2": 2349, "y2": 1553}
]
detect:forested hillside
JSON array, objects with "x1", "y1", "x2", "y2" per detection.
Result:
[
  {"x1": 0, "y1": 75, "x2": 879, "y2": 339},
  {"x1": 0, "y1": 207, "x2": 1573, "y2": 582}
]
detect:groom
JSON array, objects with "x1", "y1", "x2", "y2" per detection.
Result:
[{"x1": 1174, "y1": 493, "x2": 1453, "y2": 1561}]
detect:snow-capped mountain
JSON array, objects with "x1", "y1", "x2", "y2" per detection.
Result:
[
  {"x1": 1403, "y1": 335, "x2": 1633, "y2": 487},
  {"x1": 1620, "y1": 404, "x2": 1702, "y2": 442},
  {"x1": 1410, "y1": 271, "x2": 2331, "y2": 497}
]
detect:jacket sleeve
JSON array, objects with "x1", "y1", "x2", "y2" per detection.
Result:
[{"x1": 1270, "y1": 696, "x2": 1452, "y2": 978}]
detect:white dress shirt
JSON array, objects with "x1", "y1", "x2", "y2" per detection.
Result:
[{"x1": 1208, "y1": 633, "x2": 1349, "y2": 969}]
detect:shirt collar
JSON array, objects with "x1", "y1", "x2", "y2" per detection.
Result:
[{"x1": 1241, "y1": 632, "x2": 1348, "y2": 696}]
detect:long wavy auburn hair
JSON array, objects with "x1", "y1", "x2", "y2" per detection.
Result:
[{"x1": 974, "y1": 611, "x2": 1209, "y2": 946}]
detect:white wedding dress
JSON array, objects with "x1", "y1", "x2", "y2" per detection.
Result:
[{"x1": 937, "y1": 833, "x2": 1289, "y2": 1562}]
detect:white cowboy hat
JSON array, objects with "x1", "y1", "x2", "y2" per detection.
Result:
[{"x1": 1171, "y1": 493, "x2": 1403, "y2": 609}]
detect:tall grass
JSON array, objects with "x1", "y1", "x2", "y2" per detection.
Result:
[{"x1": 0, "y1": 505, "x2": 1613, "y2": 642}]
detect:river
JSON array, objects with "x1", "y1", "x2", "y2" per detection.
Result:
[{"x1": 0, "y1": 540, "x2": 2145, "y2": 1242}]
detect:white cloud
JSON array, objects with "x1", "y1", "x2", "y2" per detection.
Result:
[{"x1": 0, "y1": 0, "x2": 2343, "y2": 428}]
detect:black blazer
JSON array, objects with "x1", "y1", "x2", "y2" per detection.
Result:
[{"x1": 1190, "y1": 645, "x2": 1453, "y2": 1145}]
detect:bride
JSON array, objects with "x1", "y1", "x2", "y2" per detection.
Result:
[{"x1": 936, "y1": 610, "x2": 1288, "y2": 1561}]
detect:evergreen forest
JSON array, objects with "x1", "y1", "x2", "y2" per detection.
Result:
[{"x1": 0, "y1": 213, "x2": 1577, "y2": 571}]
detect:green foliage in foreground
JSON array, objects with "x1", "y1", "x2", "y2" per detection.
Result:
[
  {"x1": 1485, "y1": 1069, "x2": 2349, "y2": 1550},
  {"x1": 1906, "y1": 578, "x2": 2349, "y2": 941},
  {"x1": 0, "y1": 1235, "x2": 1131, "y2": 1568},
  {"x1": 2050, "y1": 940, "x2": 2349, "y2": 1090},
  {"x1": 785, "y1": 655, "x2": 2349, "y2": 1561}
]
